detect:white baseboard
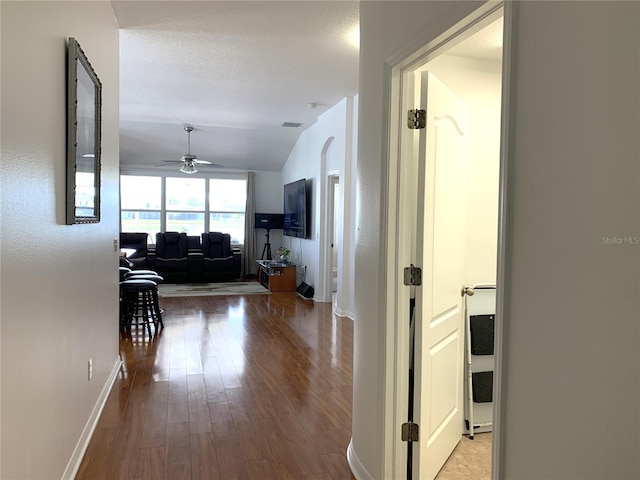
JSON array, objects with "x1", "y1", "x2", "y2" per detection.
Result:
[
  {"x1": 334, "y1": 307, "x2": 355, "y2": 320},
  {"x1": 347, "y1": 439, "x2": 374, "y2": 480},
  {"x1": 61, "y1": 356, "x2": 122, "y2": 480}
]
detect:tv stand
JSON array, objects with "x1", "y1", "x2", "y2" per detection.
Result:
[{"x1": 257, "y1": 260, "x2": 296, "y2": 292}]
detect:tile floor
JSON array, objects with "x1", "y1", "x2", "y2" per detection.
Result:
[{"x1": 435, "y1": 433, "x2": 492, "y2": 480}]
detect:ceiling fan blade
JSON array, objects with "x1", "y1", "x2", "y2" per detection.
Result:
[
  {"x1": 190, "y1": 158, "x2": 224, "y2": 168},
  {"x1": 198, "y1": 161, "x2": 225, "y2": 168}
]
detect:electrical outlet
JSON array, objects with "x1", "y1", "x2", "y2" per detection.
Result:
[
  {"x1": 88, "y1": 358, "x2": 93, "y2": 381},
  {"x1": 113, "y1": 238, "x2": 119, "y2": 252}
]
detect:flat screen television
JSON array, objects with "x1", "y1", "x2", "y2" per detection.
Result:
[{"x1": 283, "y1": 178, "x2": 307, "y2": 238}]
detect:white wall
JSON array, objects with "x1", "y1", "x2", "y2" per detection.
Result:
[
  {"x1": 253, "y1": 170, "x2": 284, "y2": 261},
  {"x1": 344, "y1": 95, "x2": 358, "y2": 320},
  {"x1": 0, "y1": 2, "x2": 120, "y2": 478},
  {"x1": 353, "y1": 1, "x2": 640, "y2": 479},
  {"x1": 498, "y1": 2, "x2": 639, "y2": 477},
  {"x1": 281, "y1": 100, "x2": 346, "y2": 285},
  {"x1": 335, "y1": 95, "x2": 357, "y2": 319},
  {"x1": 425, "y1": 54, "x2": 502, "y2": 285},
  {"x1": 352, "y1": 3, "x2": 480, "y2": 477},
  {"x1": 281, "y1": 97, "x2": 357, "y2": 317}
]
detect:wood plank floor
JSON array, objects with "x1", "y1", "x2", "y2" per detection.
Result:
[{"x1": 76, "y1": 291, "x2": 355, "y2": 480}]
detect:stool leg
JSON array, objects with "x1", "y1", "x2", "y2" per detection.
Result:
[
  {"x1": 152, "y1": 289, "x2": 164, "y2": 330},
  {"x1": 143, "y1": 288, "x2": 161, "y2": 336},
  {"x1": 120, "y1": 290, "x2": 133, "y2": 332},
  {"x1": 143, "y1": 290, "x2": 152, "y2": 337}
]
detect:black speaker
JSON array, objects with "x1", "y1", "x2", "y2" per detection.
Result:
[
  {"x1": 255, "y1": 213, "x2": 284, "y2": 230},
  {"x1": 297, "y1": 282, "x2": 314, "y2": 299}
]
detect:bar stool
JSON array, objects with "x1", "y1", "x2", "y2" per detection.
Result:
[
  {"x1": 125, "y1": 273, "x2": 163, "y2": 284},
  {"x1": 127, "y1": 273, "x2": 164, "y2": 326},
  {"x1": 124, "y1": 269, "x2": 159, "y2": 279},
  {"x1": 119, "y1": 267, "x2": 132, "y2": 281},
  {"x1": 120, "y1": 279, "x2": 163, "y2": 336}
]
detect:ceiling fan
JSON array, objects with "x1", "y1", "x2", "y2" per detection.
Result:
[{"x1": 162, "y1": 125, "x2": 223, "y2": 174}]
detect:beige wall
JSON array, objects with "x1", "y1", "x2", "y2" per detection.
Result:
[
  {"x1": 353, "y1": 1, "x2": 639, "y2": 479},
  {"x1": 0, "y1": 2, "x2": 120, "y2": 478}
]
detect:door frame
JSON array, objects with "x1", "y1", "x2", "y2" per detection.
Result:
[
  {"x1": 317, "y1": 136, "x2": 336, "y2": 303},
  {"x1": 323, "y1": 171, "x2": 340, "y2": 304},
  {"x1": 382, "y1": 1, "x2": 515, "y2": 478}
]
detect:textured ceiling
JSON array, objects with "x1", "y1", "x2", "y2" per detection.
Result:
[{"x1": 112, "y1": 1, "x2": 360, "y2": 173}]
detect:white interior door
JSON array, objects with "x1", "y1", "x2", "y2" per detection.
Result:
[{"x1": 414, "y1": 71, "x2": 469, "y2": 479}]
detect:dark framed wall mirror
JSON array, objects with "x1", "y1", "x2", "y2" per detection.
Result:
[{"x1": 66, "y1": 37, "x2": 102, "y2": 224}]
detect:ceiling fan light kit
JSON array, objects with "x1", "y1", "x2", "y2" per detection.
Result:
[{"x1": 179, "y1": 162, "x2": 198, "y2": 174}]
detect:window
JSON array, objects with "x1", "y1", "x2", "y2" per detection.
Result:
[
  {"x1": 166, "y1": 177, "x2": 205, "y2": 235},
  {"x1": 120, "y1": 175, "x2": 247, "y2": 245},
  {"x1": 120, "y1": 176, "x2": 161, "y2": 240},
  {"x1": 209, "y1": 179, "x2": 246, "y2": 245},
  {"x1": 75, "y1": 172, "x2": 96, "y2": 216}
]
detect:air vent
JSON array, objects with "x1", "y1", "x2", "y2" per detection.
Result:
[{"x1": 282, "y1": 122, "x2": 303, "y2": 128}]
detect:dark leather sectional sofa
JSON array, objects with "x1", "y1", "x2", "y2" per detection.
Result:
[{"x1": 120, "y1": 231, "x2": 241, "y2": 284}]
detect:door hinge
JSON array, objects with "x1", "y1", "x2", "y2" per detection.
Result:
[
  {"x1": 404, "y1": 265, "x2": 422, "y2": 286},
  {"x1": 407, "y1": 109, "x2": 426, "y2": 129},
  {"x1": 401, "y1": 422, "x2": 420, "y2": 442}
]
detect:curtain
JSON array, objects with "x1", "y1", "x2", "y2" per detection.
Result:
[{"x1": 243, "y1": 171, "x2": 257, "y2": 276}]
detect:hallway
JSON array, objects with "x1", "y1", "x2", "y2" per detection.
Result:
[{"x1": 76, "y1": 292, "x2": 355, "y2": 479}]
